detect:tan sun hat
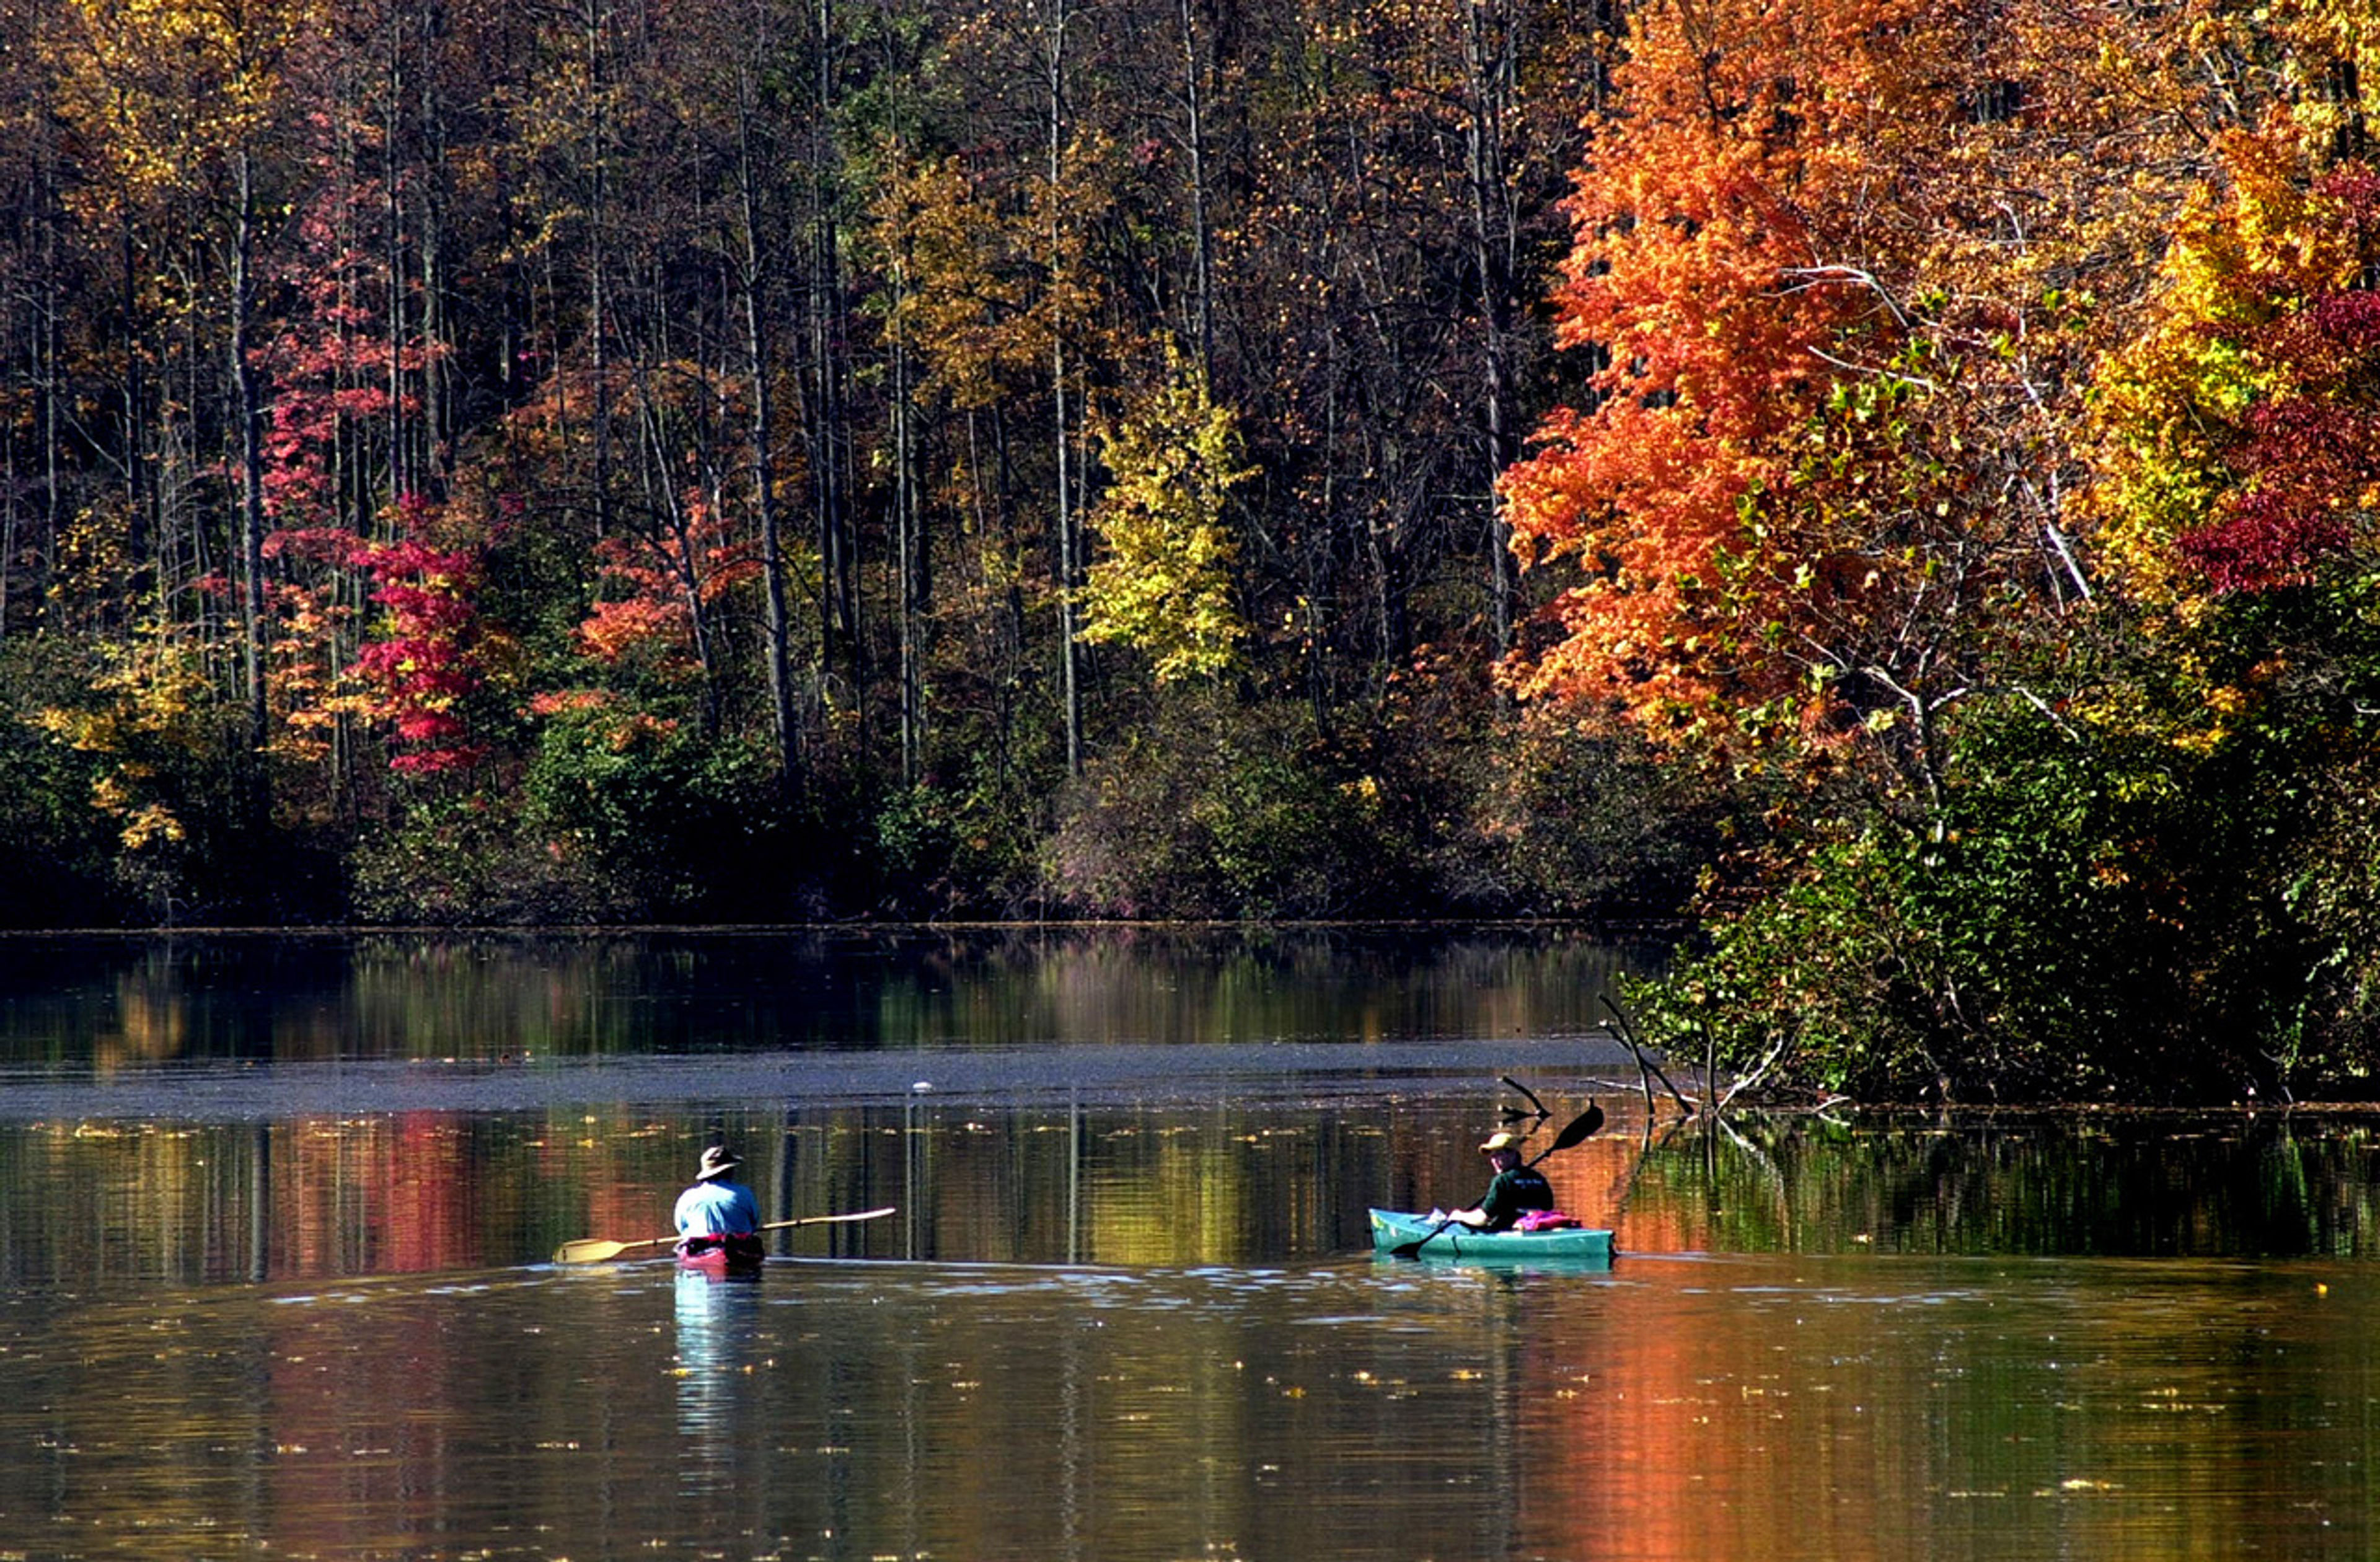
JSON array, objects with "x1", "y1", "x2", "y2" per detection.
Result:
[
  {"x1": 1478, "y1": 1131, "x2": 1523, "y2": 1154},
  {"x1": 695, "y1": 1144, "x2": 742, "y2": 1181}
]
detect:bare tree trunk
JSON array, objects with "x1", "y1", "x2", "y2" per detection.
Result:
[
  {"x1": 735, "y1": 46, "x2": 803, "y2": 801},
  {"x1": 809, "y1": 0, "x2": 857, "y2": 697},
  {"x1": 385, "y1": 4, "x2": 413, "y2": 504},
  {"x1": 1464, "y1": 0, "x2": 1517, "y2": 661},
  {"x1": 122, "y1": 221, "x2": 153, "y2": 620},
  {"x1": 892, "y1": 306, "x2": 927, "y2": 787},
  {"x1": 587, "y1": 0, "x2": 615, "y2": 541},
  {"x1": 2, "y1": 420, "x2": 15, "y2": 637},
  {"x1": 1177, "y1": 0, "x2": 1213, "y2": 374},
  {"x1": 232, "y1": 148, "x2": 274, "y2": 829},
  {"x1": 418, "y1": 0, "x2": 457, "y2": 492},
  {"x1": 40, "y1": 187, "x2": 60, "y2": 624},
  {"x1": 1047, "y1": 0, "x2": 1082, "y2": 776}
]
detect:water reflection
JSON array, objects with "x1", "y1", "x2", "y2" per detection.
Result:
[
  {"x1": 1621, "y1": 1109, "x2": 2380, "y2": 1257},
  {"x1": 672, "y1": 1266, "x2": 764, "y2": 1494},
  {"x1": 11, "y1": 932, "x2": 2380, "y2": 1559},
  {"x1": 5, "y1": 1221, "x2": 2380, "y2": 1556},
  {"x1": 0, "y1": 926, "x2": 1661, "y2": 1069},
  {"x1": 12, "y1": 1100, "x2": 2380, "y2": 1287}
]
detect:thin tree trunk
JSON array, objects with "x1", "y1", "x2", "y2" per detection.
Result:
[
  {"x1": 122, "y1": 221, "x2": 152, "y2": 620},
  {"x1": 736, "y1": 49, "x2": 801, "y2": 801},
  {"x1": 2, "y1": 425, "x2": 15, "y2": 637},
  {"x1": 41, "y1": 219, "x2": 60, "y2": 622},
  {"x1": 893, "y1": 311, "x2": 926, "y2": 787},
  {"x1": 808, "y1": 0, "x2": 855, "y2": 691},
  {"x1": 588, "y1": 0, "x2": 614, "y2": 541},
  {"x1": 1178, "y1": 0, "x2": 1213, "y2": 374},
  {"x1": 233, "y1": 149, "x2": 272, "y2": 779},
  {"x1": 1047, "y1": 0, "x2": 1081, "y2": 776},
  {"x1": 419, "y1": 0, "x2": 456, "y2": 490},
  {"x1": 1465, "y1": 0, "x2": 1517, "y2": 661},
  {"x1": 385, "y1": 4, "x2": 413, "y2": 504}
]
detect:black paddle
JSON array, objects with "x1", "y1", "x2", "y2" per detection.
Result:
[{"x1": 1390, "y1": 1100, "x2": 1605, "y2": 1258}]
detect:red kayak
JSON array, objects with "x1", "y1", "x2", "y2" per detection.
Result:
[{"x1": 675, "y1": 1232, "x2": 765, "y2": 1277}]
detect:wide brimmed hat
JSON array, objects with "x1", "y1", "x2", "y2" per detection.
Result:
[
  {"x1": 1478, "y1": 1131, "x2": 1523, "y2": 1154},
  {"x1": 695, "y1": 1144, "x2": 741, "y2": 1181}
]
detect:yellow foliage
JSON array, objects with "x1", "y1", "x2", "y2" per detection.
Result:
[
  {"x1": 1077, "y1": 345, "x2": 1255, "y2": 686},
  {"x1": 50, "y1": 0, "x2": 320, "y2": 218},
  {"x1": 863, "y1": 131, "x2": 1125, "y2": 412},
  {"x1": 36, "y1": 634, "x2": 219, "y2": 854},
  {"x1": 118, "y1": 801, "x2": 187, "y2": 852}
]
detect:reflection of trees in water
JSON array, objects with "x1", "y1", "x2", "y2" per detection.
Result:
[
  {"x1": 0, "y1": 1110, "x2": 529, "y2": 1286},
  {"x1": 1619, "y1": 1112, "x2": 2380, "y2": 1257},
  {"x1": 3, "y1": 928, "x2": 1664, "y2": 1068},
  {"x1": 21, "y1": 1085, "x2": 2380, "y2": 1290}
]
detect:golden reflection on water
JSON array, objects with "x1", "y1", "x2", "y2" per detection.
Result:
[{"x1": 4, "y1": 1256, "x2": 2376, "y2": 1560}]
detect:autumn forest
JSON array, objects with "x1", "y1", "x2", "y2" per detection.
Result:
[{"x1": 1, "y1": 0, "x2": 2376, "y2": 1102}]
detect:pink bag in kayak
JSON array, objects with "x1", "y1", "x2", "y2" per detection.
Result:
[{"x1": 1517, "y1": 1209, "x2": 1582, "y2": 1232}]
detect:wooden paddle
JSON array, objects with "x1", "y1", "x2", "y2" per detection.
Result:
[
  {"x1": 1390, "y1": 1101, "x2": 1605, "y2": 1258},
  {"x1": 553, "y1": 1206, "x2": 896, "y2": 1264}
]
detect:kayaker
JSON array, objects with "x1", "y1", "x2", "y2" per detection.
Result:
[
  {"x1": 674, "y1": 1144, "x2": 763, "y2": 1265},
  {"x1": 1443, "y1": 1130, "x2": 1556, "y2": 1233}
]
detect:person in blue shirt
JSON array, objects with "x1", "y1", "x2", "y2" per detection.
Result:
[{"x1": 674, "y1": 1144, "x2": 762, "y2": 1269}]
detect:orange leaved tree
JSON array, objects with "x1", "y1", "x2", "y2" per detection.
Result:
[
  {"x1": 1501, "y1": 0, "x2": 2203, "y2": 823},
  {"x1": 1501, "y1": 0, "x2": 2356, "y2": 1100}
]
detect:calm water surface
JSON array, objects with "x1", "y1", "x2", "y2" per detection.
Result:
[{"x1": 4, "y1": 931, "x2": 2380, "y2": 1560}]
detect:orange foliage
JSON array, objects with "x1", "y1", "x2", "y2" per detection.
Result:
[
  {"x1": 1500, "y1": 0, "x2": 2234, "y2": 774},
  {"x1": 1501, "y1": 0, "x2": 1952, "y2": 728},
  {"x1": 575, "y1": 493, "x2": 757, "y2": 676}
]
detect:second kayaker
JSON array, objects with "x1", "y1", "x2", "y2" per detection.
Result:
[{"x1": 1443, "y1": 1130, "x2": 1557, "y2": 1232}]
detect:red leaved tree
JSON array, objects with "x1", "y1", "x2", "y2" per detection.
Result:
[{"x1": 348, "y1": 500, "x2": 490, "y2": 776}]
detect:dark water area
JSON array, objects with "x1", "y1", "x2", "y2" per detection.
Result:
[
  {"x1": 0, "y1": 924, "x2": 1655, "y2": 1070},
  {"x1": 6, "y1": 930, "x2": 2380, "y2": 1560}
]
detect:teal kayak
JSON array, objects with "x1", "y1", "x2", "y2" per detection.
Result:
[{"x1": 1368, "y1": 1208, "x2": 1616, "y2": 1263}]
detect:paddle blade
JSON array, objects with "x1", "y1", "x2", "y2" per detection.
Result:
[
  {"x1": 1553, "y1": 1100, "x2": 1604, "y2": 1151},
  {"x1": 1389, "y1": 1217, "x2": 1460, "y2": 1259},
  {"x1": 552, "y1": 1237, "x2": 633, "y2": 1264},
  {"x1": 1515, "y1": 1101, "x2": 1605, "y2": 1169}
]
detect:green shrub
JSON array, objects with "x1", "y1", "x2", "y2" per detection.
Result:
[
  {"x1": 1042, "y1": 699, "x2": 1420, "y2": 919},
  {"x1": 1630, "y1": 697, "x2": 2205, "y2": 1103}
]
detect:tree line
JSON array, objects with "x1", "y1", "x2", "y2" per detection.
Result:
[
  {"x1": 3, "y1": 0, "x2": 1692, "y2": 928},
  {"x1": 2, "y1": 0, "x2": 2376, "y2": 1101}
]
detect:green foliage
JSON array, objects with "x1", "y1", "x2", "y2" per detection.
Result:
[
  {"x1": 15, "y1": 633, "x2": 300, "y2": 922},
  {"x1": 1043, "y1": 699, "x2": 1419, "y2": 920},
  {"x1": 1455, "y1": 706, "x2": 1720, "y2": 920},
  {"x1": 522, "y1": 700, "x2": 782, "y2": 922},
  {"x1": 350, "y1": 793, "x2": 586, "y2": 925},
  {"x1": 870, "y1": 763, "x2": 1046, "y2": 918},
  {"x1": 1628, "y1": 697, "x2": 2204, "y2": 1103},
  {"x1": 2159, "y1": 576, "x2": 2380, "y2": 1088},
  {"x1": 350, "y1": 697, "x2": 792, "y2": 925},
  {"x1": 0, "y1": 640, "x2": 126, "y2": 926},
  {"x1": 1634, "y1": 584, "x2": 2380, "y2": 1105}
]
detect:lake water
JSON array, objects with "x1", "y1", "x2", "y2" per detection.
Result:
[{"x1": 3, "y1": 930, "x2": 2379, "y2": 1560}]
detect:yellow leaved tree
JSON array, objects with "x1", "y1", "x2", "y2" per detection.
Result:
[{"x1": 1077, "y1": 346, "x2": 1254, "y2": 686}]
